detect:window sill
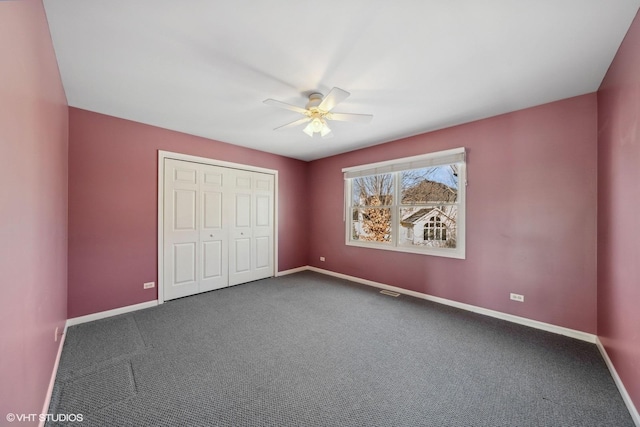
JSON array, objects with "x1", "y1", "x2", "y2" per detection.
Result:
[{"x1": 346, "y1": 240, "x2": 466, "y2": 259}]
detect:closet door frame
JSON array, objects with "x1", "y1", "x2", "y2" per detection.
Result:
[{"x1": 157, "y1": 150, "x2": 278, "y2": 304}]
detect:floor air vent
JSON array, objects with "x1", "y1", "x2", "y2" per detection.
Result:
[{"x1": 379, "y1": 289, "x2": 400, "y2": 297}]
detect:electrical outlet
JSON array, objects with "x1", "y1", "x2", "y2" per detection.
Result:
[
  {"x1": 320, "y1": 257, "x2": 325, "y2": 262},
  {"x1": 143, "y1": 281, "x2": 155, "y2": 289},
  {"x1": 510, "y1": 293, "x2": 524, "y2": 302}
]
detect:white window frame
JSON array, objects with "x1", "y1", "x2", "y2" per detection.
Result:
[{"x1": 343, "y1": 147, "x2": 466, "y2": 259}]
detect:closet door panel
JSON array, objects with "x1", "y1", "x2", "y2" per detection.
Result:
[
  {"x1": 251, "y1": 173, "x2": 274, "y2": 281},
  {"x1": 164, "y1": 160, "x2": 200, "y2": 300},
  {"x1": 199, "y1": 165, "x2": 228, "y2": 292},
  {"x1": 229, "y1": 169, "x2": 255, "y2": 286}
]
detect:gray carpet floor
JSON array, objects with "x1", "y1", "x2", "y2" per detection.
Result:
[{"x1": 47, "y1": 271, "x2": 634, "y2": 426}]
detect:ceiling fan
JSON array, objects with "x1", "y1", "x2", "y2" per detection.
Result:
[{"x1": 264, "y1": 87, "x2": 373, "y2": 138}]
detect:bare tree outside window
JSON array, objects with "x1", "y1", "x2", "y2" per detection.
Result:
[
  {"x1": 352, "y1": 174, "x2": 393, "y2": 242},
  {"x1": 401, "y1": 166, "x2": 458, "y2": 204}
]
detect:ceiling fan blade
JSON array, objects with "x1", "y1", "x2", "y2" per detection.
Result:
[
  {"x1": 274, "y1": 116, "x2": 311, "y2": 131},
  {"x1": 263, "y1": 98, "x2": 308, "y2": 115},
  {"x1": 318, "y1": 87, "x2": 350, "y2": 112},
  {"x1": 326, "y1": 112, "x2": 373, "y2": 123}
]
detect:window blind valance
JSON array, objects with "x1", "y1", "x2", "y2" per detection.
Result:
[{"x1": 342, "y1": 147, "x2": 465, "y2": 179}]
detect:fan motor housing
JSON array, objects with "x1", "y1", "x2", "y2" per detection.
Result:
[{"x1": 306, "y1": 93, "x2": 323, "y2": 110}]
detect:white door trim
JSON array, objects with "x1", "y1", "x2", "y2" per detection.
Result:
[{"x1": 157, "y1": 150, "x2": 279, "y2": 304}]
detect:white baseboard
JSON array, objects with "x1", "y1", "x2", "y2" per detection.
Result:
[
  {"x1": 39, "y1": 324, "x2": 66, "y2": 427},
  {"x1": 306, "y1": 266, "x2": 597, "y2": 343},
  {"x1": 596, "y1": 338, "x2": 640, "y2": 426},
  {"x1": 276, "y1": 266, "x2": 309, "y2": 276},
  {"x1": 66, "y1": 300, "x2": 158, "y2": 327}
]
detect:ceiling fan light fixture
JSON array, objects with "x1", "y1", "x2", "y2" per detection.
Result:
[
  {"x1": 303, "y1": 117, "x2": 331, "y2": 137},
  {"x1": 311, "y1": 117, "x2": 323, "y2": 132},
  {"x1": 320, "y1": 123, "x2": 332, "y2": 137},
  {"x1": 302, "y1": 121, "x2": 315, "y2": 137}
]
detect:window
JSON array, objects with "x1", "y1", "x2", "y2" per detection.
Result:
[
  {"x1": 344, "y1": 148, "x2": 466, "y2": 259},
  {"x1": 424, "y1": 217, "x2": 446, "y2": 241}
]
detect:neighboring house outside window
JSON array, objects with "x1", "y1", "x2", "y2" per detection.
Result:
[
  {"x1": 423, "y1": 215, "x2": 447, "y2": 242},
  {"x1": 400, "y1": 208, "x2": 451, "y2": 244},
  {"x1": 343, "y1": 148, "x2": 466, "y2": 259}
]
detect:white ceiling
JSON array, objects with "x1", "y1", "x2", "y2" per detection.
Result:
[{"x1": 43, "y1": 0, "x2": 640, "y2": 161}]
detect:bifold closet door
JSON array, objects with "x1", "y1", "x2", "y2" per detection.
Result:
[
  {"x1": 163, "y1": 159, "x2": 228, "y2": 301},
  {"x1": 228, "y1": 169, "x2": 274, "y2": 286},
  {"x1": 163, "y1": 159, "x2": 274, "y2": 301}
]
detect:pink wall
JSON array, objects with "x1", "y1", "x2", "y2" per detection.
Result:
[
  {"x1": 68, "y1": 108, "x2": 309, "y2": 318},
  {"x1": 308, "y1": 94, "x2": 598, "y2": 333},
  {"x1": 0, "y1": 0, "x2": 68, "y2": 422},
  {"x1": 597, "y1": 9, "x2": 640, "y2": 412}
]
